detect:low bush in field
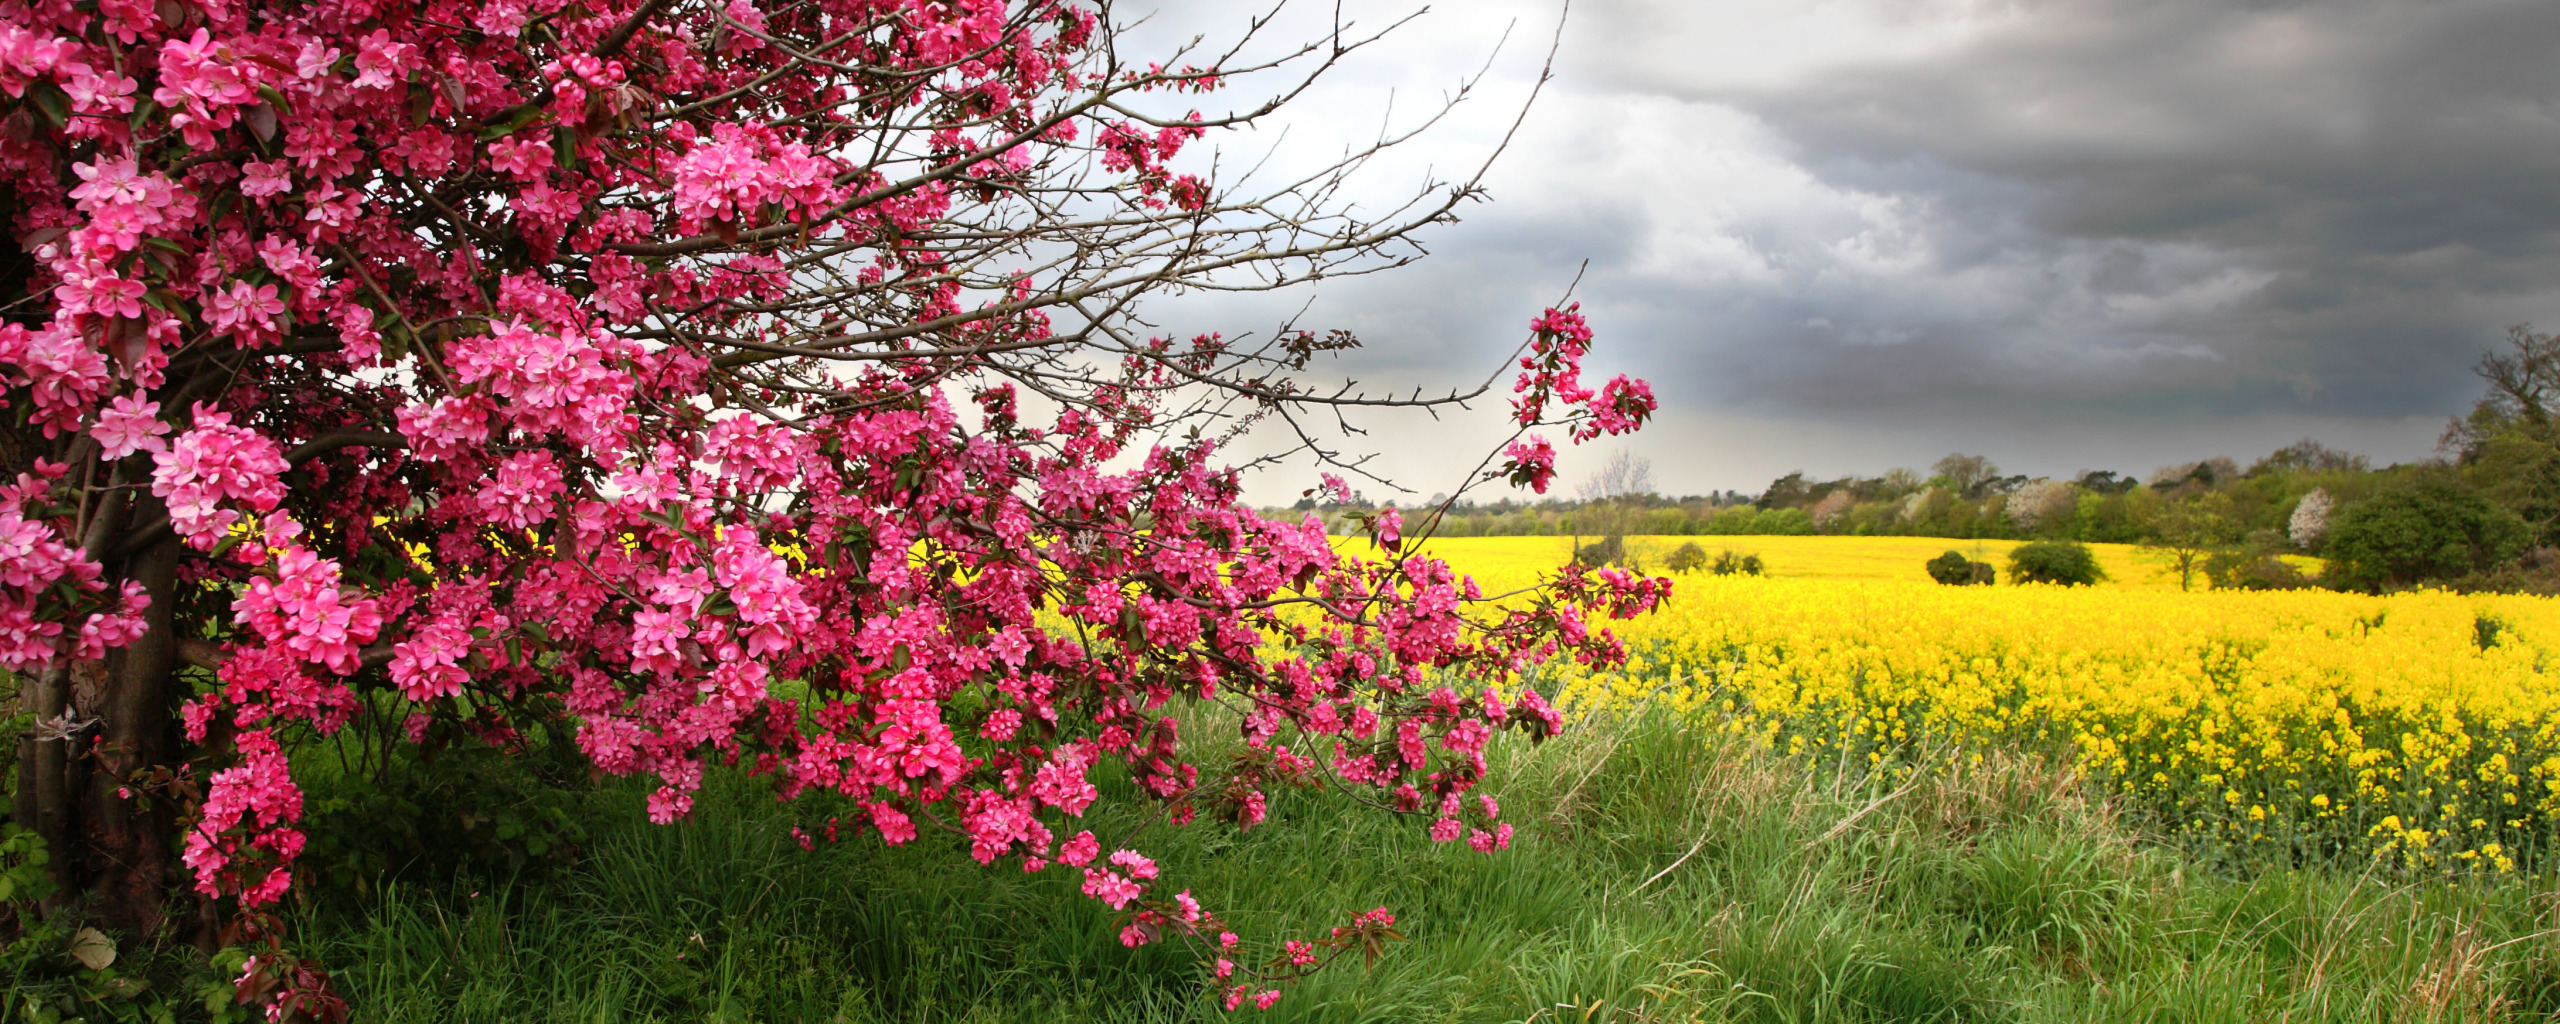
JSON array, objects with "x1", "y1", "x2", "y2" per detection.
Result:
[
  {"x1": 1926, "y1": 550, "x2": 1995, "y2": 585},
  {"x1": 1710, "y1": 550, "x2": 1765, "y2": 576},
  {"x1": 2009, "y1": 540, "x2": 2108, "y2": 586}
]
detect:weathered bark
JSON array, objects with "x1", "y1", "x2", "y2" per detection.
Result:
[
  {"x1": 78, "y1": 531, "x2": 185, "y2": 935},
  {"x1": 14, "y1": 660, "x2": 73, "y2": 912},
  {"x1": 8, "y1": 470, "x2": 187, "y2": 934}
]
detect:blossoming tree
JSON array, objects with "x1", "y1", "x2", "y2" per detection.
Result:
[{"x1": 0, "y1": 0, "x2": 1660, "y2": 1001}]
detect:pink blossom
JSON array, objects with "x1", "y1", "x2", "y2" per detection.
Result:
[
  {"x1": 151, "y1": 408, "x2": 289, "y2": 548},
  {"x1": 389, "y1": 616, "x2": 473, "y2": 701},
  {"x1": 486, "y1": 136, "x2": 554, "y2": 179},
  {"x1": 646, "y1": 786, "x2": 693, "y2": 824},
  {"x1": 1031, "y1": 744, "x2": 1099, "y2": 814},
  {"x1": 202, "y1": 280, "x2": 285, "y2": 342},
  {"x1": 91, "y1": 394, "x2": 169, "y2": 459},
  {"x1": 1108, "y1": 848, "x2": 1158, "y2": 880},
  {"x1": 1081, "y1": 867, "x2": 1142, "y2": 909},
  {"x1": 351, "y1": 30, "x2": 416, "y2": 89},
  {"x1": 235, "y1": 535, "x2": 383, "y2": 674},
  {"x1": 239, "y1": 160, "x2": 292, "y2": 198},
  {"x1": 1502, "y1": 436, "x2": 1557, "y2": 494},
  {"x1": 478, "y1": 450, "x2": 566, "y2": 529},
  {"x1": 1058, "y1": 830, "x2": 1100, "y2": 867},
  {"x1": 58, "y1": 271, "x2": 146, "y2": 320},
  {"x1": 395, "y1": 395, "x2": 494, "y2": 462}
]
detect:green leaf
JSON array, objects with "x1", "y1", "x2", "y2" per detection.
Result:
[
  {"x1": 25, "y1": 81, "x2": 69, "y2": 127},
  {"x1": 476, "y1": 103, "x2": 544, "y2": 141}
]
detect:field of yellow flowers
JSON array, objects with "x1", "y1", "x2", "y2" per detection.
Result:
[{"x1": 1406, "y1": 536, "x2": 2560, "y2": 873}]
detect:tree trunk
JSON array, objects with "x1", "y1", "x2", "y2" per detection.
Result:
[
  {"x1": 14, "y1": 661, "x2": 73, "y2": 914},
  {"x1": 78, "y1": 531, "x2": 184, "y2": 935},
  {"x1": 10, "y1": 491, "x2": 186, "y2": 936}
]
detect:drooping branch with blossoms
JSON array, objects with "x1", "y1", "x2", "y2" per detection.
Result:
[{"x1": 0, "y1": 0, "x2": 1664, "y2": 1006}]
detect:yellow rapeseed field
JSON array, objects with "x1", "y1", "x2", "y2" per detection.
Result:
[
  {"x1": 1396, "y1": 535, "x2": 2560, "y2": 873},
  {"x1": 1397, "y1": 534, "x2": 2300, "y2": 590}
]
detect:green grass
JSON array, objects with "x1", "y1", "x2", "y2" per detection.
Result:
[{"x1": 274, "y1": 711, "x2": 2560, "y2": 1023}]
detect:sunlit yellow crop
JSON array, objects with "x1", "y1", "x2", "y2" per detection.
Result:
[{"x1": 1405, "y1": 536, "x2": 2560, "y2": 873}]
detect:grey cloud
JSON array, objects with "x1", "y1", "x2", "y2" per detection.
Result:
[
  {"x1": 1129, "y1": 0, "x2": 2553, "y2": 494},
  {"x1": 1565, "y1": 0, "x2": 2560, "y2": 421}
]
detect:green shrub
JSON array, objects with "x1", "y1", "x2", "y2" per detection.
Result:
[
  {"x1": 1665, "y1": 542, "x2": 1709, "y2": 574},
  {"x1": 2203, "y1": 531, "x2": 2312, "y2": 591},
  {"x1": 1709, "y1": 549, "x2": 1765, "y2": 576},
  {"x1": 2007, "y1": 541, "x2": 2106, "y2": 586},
  {"x1": 2324, "y1": 474, "x2": 2529, "y2": 592},
  {"x1": 1926, "y1": 551, "x2": 1995, "y2": 586},
  {"x1": 295, "y1": 726, "x2": 595, "y2": 903}
]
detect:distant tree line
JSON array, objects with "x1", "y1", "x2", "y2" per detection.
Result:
[{"x1": 1273, "y1": 326, "x2": 2560, "y2": 594}]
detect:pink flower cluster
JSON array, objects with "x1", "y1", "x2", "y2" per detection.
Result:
[
  {"x1": 670, "y1": 124, "x2": 846, "y2": 236},
  {"x1": 150, "y1": 407, "x2": 289, "y2": 549},
  {"x1": 183, "y1": 729, "x2": 304, "y2": 907},
  {"x1": 1494, "y1": 304, "x2": 1659, "y2": 493}
]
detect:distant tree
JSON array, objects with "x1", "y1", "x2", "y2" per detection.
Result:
[
  {"x1": 2249, "y1": 438, "x2": 2370, "y2": 476},
  {"x1": 2146, "y1": 493, "x2": 2240, "y2": 591},
  {"x1": 2445, "y1": 325, "x2": 2560, "y2": 546},
  {"x1": 2288, "y1": 488, "x2": 2334, "y2": 550},
  {"x1": 1756, "y1": 471, "x2": 1815, "y2": 510},
  {"x1": 2005, "y1": 479, "x2": 2079, "y2": 534},
  {"x1": 2148, "y1": 457, "x2": 2241, "y2": 491},
  {"x1": 2075, "y1": 470, "x2": 2140, "y2": 495},
  {"x1": 1926, "y1": 551, "x2": 1995, "y2": 586},
  {"x1": 2072, "y1": 485, "x2": 2162, "y2": 544},
  {"x1": 1933, "y1": 454, "x2": 2000, "y2": 497},
  {"x1": 2324, "y1": 474, "x2": 2530, "y2": 592},
  {"x1": 1809, "y1": 490, "x2": 1856, "y2": 531},
  {"x1": 1666, "y1": 542, "x2": 1710, "y2": 574},
  {"x1": 2009, "y1": 541, "x2": 2107, "y2": 586},
  {"x1": 1572, "y1": 451, "x2": 1655, "y2": 567},
  {"x1": 2452, "y1": 324, "x2": 2560, "y2": 433}
]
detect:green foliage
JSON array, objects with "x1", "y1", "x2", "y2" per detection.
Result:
[
  {"x1": 2202, "y1": 531, "x2": 2312, "y2": 591},
  {"x1": 294, "y1": 722, "x2": 596, "y2": 904},
  {"x1": 1925, "y1": 551, "x2": 1994, "y2": 586},
  {"x1": 0, "y1": 825, "x2": 253, "y2": 1024},
  {"x1": 2323, "y1": 474, "x2": 2530, "y2": 593},
  {"x1": 1707, "y1": 550, "x2": 1765, "y2": 577},
  {"x1": 2008, "y1": 541, "x2": 2107, "y2": 586},
  {"x1": 1664, "y1": 542, "x2": 1709, "y2": 574},
  {"x1": 1697, "y1": 505, "x2": 1817, "y2": 536},
  {"x1": 2145, "y1": 492, "x2": 2239, "y2": 591}
]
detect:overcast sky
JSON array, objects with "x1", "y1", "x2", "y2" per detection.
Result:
[{"x1": 1121, "y1": 0, "x2": 2560, "y2": 502}]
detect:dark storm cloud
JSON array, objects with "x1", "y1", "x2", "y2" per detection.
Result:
[
  {"x1": 1128, "y1": 0, "x2": 2556, "y2": 494},
  {"x1": 1570, "y1": 0, "x2": 2560, "y2": 422}
]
